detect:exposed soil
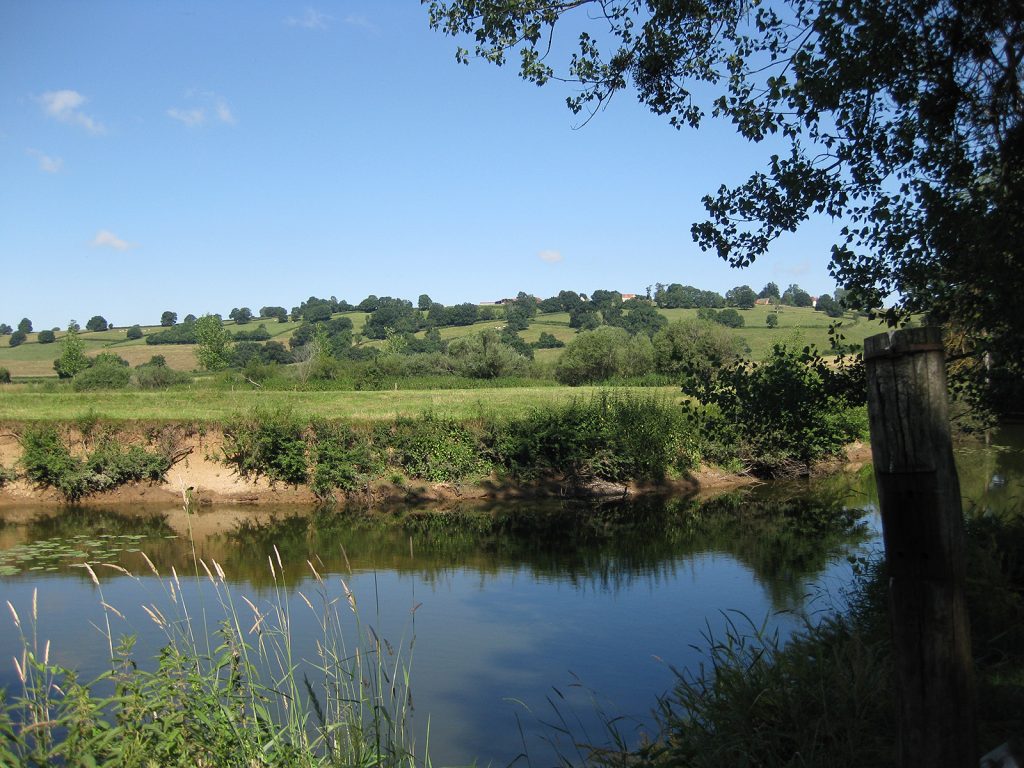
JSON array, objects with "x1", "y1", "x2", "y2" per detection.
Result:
[{"x1": 0, "y1": 426, "x2": 874, "y2": 509}]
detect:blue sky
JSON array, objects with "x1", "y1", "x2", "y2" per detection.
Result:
[{"x1": 1, "y1": 2, "x2": 843, "y2": 330}]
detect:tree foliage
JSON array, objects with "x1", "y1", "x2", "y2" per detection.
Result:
[
  {"x1": 447, "y1": 328, "x2": 530, "y2": 378},
  {"x1": 652, "y1": 319, "x2": 746, "y2": 384},
  {"x1": 555, "y1": 326, "x2": 653, "y2": 385},
  {"x1": 726, "y1": 285, "x2": 757, "y2": 309},
  {"x1": 85, "y1": 315, "x2": 109, "y2": 332},
  {"x1": 37, "y1": 329, "x2": 56, "y2": 344},
  {"x1": 260, "y1": 306, "x2": 289, "y2": 323},
  {"x1": 54, "y1": 327, "x2": 89, "y2": 379},
  {"x1": 194, "y1": 314, "x2": 231, "y2": 371},
  {"x1": 160, "y1": 311, "x2": 177, "y2": 327},
  {"x1": 229, "y1": 307, "x2": 254, "y2": 325},
  {"x1": 426, "y1": 0, "x2": 1024, "y2": 412},
  {"x1": 17, "y1": 318, "x2": 32, "y2": 334}
]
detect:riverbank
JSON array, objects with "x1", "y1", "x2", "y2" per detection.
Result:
[{"x1": 0, "y1": 423, "x2": 874, "y2": 508}]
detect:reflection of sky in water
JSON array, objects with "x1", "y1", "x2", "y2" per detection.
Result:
[{"x1": 0, "y1": 549, "x2": 851, "y2": 766}]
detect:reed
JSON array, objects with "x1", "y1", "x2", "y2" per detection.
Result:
[{"x1": 1, "y1": 537, "x2": 423, "y2": 766}]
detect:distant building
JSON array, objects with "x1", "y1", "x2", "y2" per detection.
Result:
[
  {"x1": 620, "y1": 293, "x2": 637, "y2": 301},
  {"x1": 755, "y1": 298, "x2": 772, "y2": 306}
]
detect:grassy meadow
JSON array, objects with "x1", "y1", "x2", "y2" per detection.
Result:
[{"x1": 0, "y1": 385, "x2": 682, "y2": 423}]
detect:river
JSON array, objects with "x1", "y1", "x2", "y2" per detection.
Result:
[{"x1": 1, "y1": 426, "x2": 1021, "y2": 766}]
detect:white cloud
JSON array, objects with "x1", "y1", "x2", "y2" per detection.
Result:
[
  {"x1": 91, "y1": 230, "x2": 136, "y2": 251},
  {"x1": 167, "y1": 107, "x2": 206, "y2": 127},
  {"x1": 27, "y1": 149, "x2": 63, "y2": 173},
  {"x1": 214, "y1": 100, "x2": 235, "y2": 124},
  {"x1": 37, "y1": 90, "x2": 105, "y2": 134},
  {"x1": 538, "y1": 249, "x2": 564, "y2": 263},
  {"x1": 286, "y1": 8, "x2": 331, "y2": 29},
  {"x1": 341, "y1": 14, "x2": 376, "y2": 31},
  {"x1": 168, "y1": 92, "x2": 235, "y2": 127}
]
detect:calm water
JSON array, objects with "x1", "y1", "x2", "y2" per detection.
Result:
[{"x1": 1, "y1": 426, "x2": 1021, "y2": 766}]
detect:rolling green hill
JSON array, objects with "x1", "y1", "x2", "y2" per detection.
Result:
[{"x1": 0, "y1": 305, "x2": 883, "y2": 379}]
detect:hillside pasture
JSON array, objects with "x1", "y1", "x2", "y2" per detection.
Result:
[{"x1": 0, "y1": 304, "x2": 881, "y2": 379}]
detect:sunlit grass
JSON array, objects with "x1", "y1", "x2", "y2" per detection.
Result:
[{"x1": 0, "y1": 385, "x2": 683, "y2": 422}]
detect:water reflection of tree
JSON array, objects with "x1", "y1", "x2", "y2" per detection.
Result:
[{"x1": 217, "y1": 494, "x2": 871, "y2": 610}]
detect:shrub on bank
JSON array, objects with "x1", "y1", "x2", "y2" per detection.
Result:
[
  {"x1": 381, "y1": 414, "x2": 488, "y2": 483},
  {"x1": 492, "y1": 393, "x2": 695, "y2": 482},
  {"x1": 684, "y1": 344, "x2": 867, "y2": 476},
  {"x1": 222, "y1": 408, "x2": 309, "y2": 486},
  {"x1": 19, "y1": 427, "x2": 173, "y2": 501}
]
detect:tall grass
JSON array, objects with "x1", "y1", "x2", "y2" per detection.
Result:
[{"x1": 1, "y1": 543, "x2": 423, "y2": 766}]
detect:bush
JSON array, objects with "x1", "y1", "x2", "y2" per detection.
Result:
[
  {"x1": 135, "y1": 363, "x2": 192, "y2": 390},
  {"x1": 652, "y1": 319, "x2": 746, "y2": 384},
  {"x1": 37, "y1": 329, "x2": 56, "y2": 344},
  {"x1": 146, "y1": 325, "x2": 197, "y2": 344},
  {"x1": 715, "y1": 307, "x2": 745, "y2": 327},
  {"x1": 0, "y1": 367, "x2": 10, "y2": 384},
  {"x1": 126, "y1": 324, "x2": 144, "y2": 340},
  {"x1": 766, "y1": 313, "x2": 779, "y2": 328},
  {"x1": 555, "y1": 326, "x2": 653, "y2": 385},
  {"x1": 19, "y1": 427, "x2": 172, "y2": 500},
  {"x1": 447, "y1": 329, "x2": 530, "y2": 379},
  {"x1": 381, "y1": 414, "x2": 489, "y2": 483},
  {"x1": 222, "y1": 409, "x2": 309, "y2": 486},
  {"x1": 9, "y1": 330, "x2": 26, "y2": 347},
  {"x1": 308, "y1": 420, "x2": 378, "y2": 498},
  {"x1": 86, "y1": 315, "x2": 109, "y2": 332},
  {"x1": 533, "y1": 332, "x2": 565, "y2": 349},
  {"x1": 230, "y1": 324, "x2": 272, "y2": 341},
  {"x1": 683, "y1": 344, "x2": 867, "y2": 475},
  {"x1": 493, "y1": 393, "x2": 695, "y2": 482},
  {"x1": 72, "y1": 361, "x2": 132, "y2": 391}
]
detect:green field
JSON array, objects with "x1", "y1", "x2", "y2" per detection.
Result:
[
  {"x1": 0, "y1": 385, "x2": 682, "y2": 423},
  {"x1": 0, "y1": 305, "x2": 884, "y2": 379}
]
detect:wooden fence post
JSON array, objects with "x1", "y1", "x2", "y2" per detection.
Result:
[{"x1": 864, "y1": 327, "x2": 977, "y2": 767}]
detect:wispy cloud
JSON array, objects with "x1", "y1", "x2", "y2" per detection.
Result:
[
  {"x1": 27, "y1": 149, "x2": 63, "y2": 173},
  {"x1": 91, "y1": 230, "x2": 136, "y2": 251},
  {"x1": 214, "y1": 100, "x2": 235, "y2": 124},
  {"x1": 341, "y1": 14, "x2": 376, "y2": 31},
  {"x1": 37, "y1": 90, "x2": 105, "y2": 134},
  {"x1": 286, "y1": 7, "x2": 331, "y2": 29},
  {"x1": 538, "y1": 249, "x2": 564, "y2": 263},
  {"x1": 167, "y1": 92, "x2": 235, "y2": 127},
  {"x1": 775, "y1": 260, "x2": 811, "y2": 277},
  {"x1": 167, "y1": 107, "x2": 206, "y2": 127}
]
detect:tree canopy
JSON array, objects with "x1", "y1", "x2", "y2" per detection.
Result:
[{"x1": 426, "y1": 0, "x2": 1024, "y2": 411}]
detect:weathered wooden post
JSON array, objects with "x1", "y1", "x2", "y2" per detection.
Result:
[{"x1": 864, "y1": 327, "x2": 977, "y2": 767}]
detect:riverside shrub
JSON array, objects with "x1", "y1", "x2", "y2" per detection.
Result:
[
  {"x1": 308, "y1": 420, "x2": 379, "y2": 498},
  {"x1": 492, "y1": 393, "x2": 695, "y2": 482},
  {"x1": 380, "y1": 414, "x2": 489, "y2": 483},
  {"x1": 684, "y1": 344, "x2": 867, "y2": 475},
  {"x1": 19, "y1": 427, "x2": 172, "y2": 501},
  {"x1": 222, "y1": 408, "x2": 308, "y2": 486}
]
